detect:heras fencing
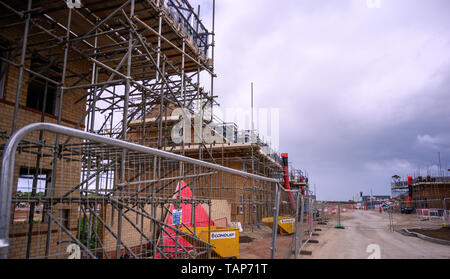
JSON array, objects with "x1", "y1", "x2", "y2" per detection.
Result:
[
  {"x1": 0, "y1": 123, "x2": 295, "y2": 259},
  {"x1": 296, "y1": 195, "x2": 317, "y2": 258},
  {"x1": 282, "y1": 193, "x2": 317, "y2": 259}
]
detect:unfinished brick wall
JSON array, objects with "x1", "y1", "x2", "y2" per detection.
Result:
[
  {"x1": 99, "y1": 199, "x2": 231, "y2": 258},
  {"x1": 1, "y1": 24, "x2": 89, "y2": 258},
  {"x1": 411, "y1": 183, "x2": 450, "y2": 208},
  {"x1": 128, "y1": 121, "x2": 281, "y2": 228},
  {"x1": 201, "y1": 199, "x2": 231, "y2": 227},
  {"x1": 100, "y1": 204, "x2": 163, "y2": 259}
]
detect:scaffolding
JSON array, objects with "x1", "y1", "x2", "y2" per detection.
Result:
[
  {"x1": 0, "y1": 0, "x2": 295, "y2": 259},
  {"x1": 391, "y1": 175, "x2": 450, "y2": 208},
  {"x1": 1, "y1": 123, "x2": 291, "y2": 259}
]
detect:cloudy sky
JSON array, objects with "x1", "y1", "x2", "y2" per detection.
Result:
[{"x1": 190, "y1": 0, "x2": 450, "y2": 200}]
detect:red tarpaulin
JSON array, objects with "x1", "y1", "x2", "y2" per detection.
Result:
[{"x1": 156, "y1": 180, "x2": 215, "y2": 258}]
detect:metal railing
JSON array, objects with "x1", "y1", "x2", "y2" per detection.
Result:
[
  {"x1": 0, "y1": 123, "x2": 290, "y2": 259},
  {"x1": 443, "y1": 210, "x2": 450, "y2": 224},
  {"x1": 416, "y1": 208, "x2": 444, "y2": 219},
  {"x1": 289, "y1": 194, "x2": 317, "y2": 259},
  {"x1": 163, "y1": 0, "x2": 210, "y2": 56}
]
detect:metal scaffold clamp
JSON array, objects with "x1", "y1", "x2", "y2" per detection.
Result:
[{"x1": 66, "y1": 0, "x2": 81, "y2": 9}]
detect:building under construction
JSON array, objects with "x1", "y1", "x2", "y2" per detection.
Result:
[
  {"x1": 0, "y1": 0, "x2": 311, "y2": 259},
  {"x1": 391, "y1": 175, "x2": 450, "y2": 212}
]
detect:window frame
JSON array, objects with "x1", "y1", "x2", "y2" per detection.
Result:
[
  {"x1": 25, "y1": 55, "x2": 61, "y2": 116},
  {"x1": 15, "y1": 167, "x2": 52, "y2": 224}
]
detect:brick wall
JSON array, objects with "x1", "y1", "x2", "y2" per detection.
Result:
[
  {"x1": 100, "y1": 204, "x2": 163, "y2": 259},
  {"x1": 201, "y1": 199, "x2": 231, "y2": 227},
  {"x1": 1, "y1": 24, "x2": 89, "y2": 258},
  {"x1": 412, "y1": 183, "x2": 450, "y2": 208}
]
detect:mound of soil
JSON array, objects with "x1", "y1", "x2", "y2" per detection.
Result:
[{"x1": 409, "y1": 227, "x2": 450, "y2": 242}]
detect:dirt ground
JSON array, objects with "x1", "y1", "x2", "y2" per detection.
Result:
[
  {"x1": 409, "y1": 227, "x2": 450, "y2": 241},
  {"x1": 391, "y1": 212, "x2": 444, "y2": 230},
  {"x1": 239, "y1": 225, "x2": 297, "y2": 259}
]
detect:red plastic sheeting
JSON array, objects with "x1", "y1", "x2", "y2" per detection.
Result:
[{"x1": 156, "y1": 180, "x2": 215, "y2": 258}]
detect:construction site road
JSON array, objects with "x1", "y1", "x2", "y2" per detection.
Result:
[{"x1": 303, "y1": 210, "x2": 450, "y2": 259}]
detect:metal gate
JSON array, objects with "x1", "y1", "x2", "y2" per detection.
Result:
[{"x1": 0, "y1": 123, "x2": 291, "y2": 259}]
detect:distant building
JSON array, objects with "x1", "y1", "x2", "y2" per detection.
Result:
[
  {"x1": 361, "y1": 195, "x2": 391, "y2": 202},
  {"x1": 361, "y1": 194, "x2": 391, "y2": 209},
  {"x1": 391, "y1": 175, "x2": 450, "y2": 209}
]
